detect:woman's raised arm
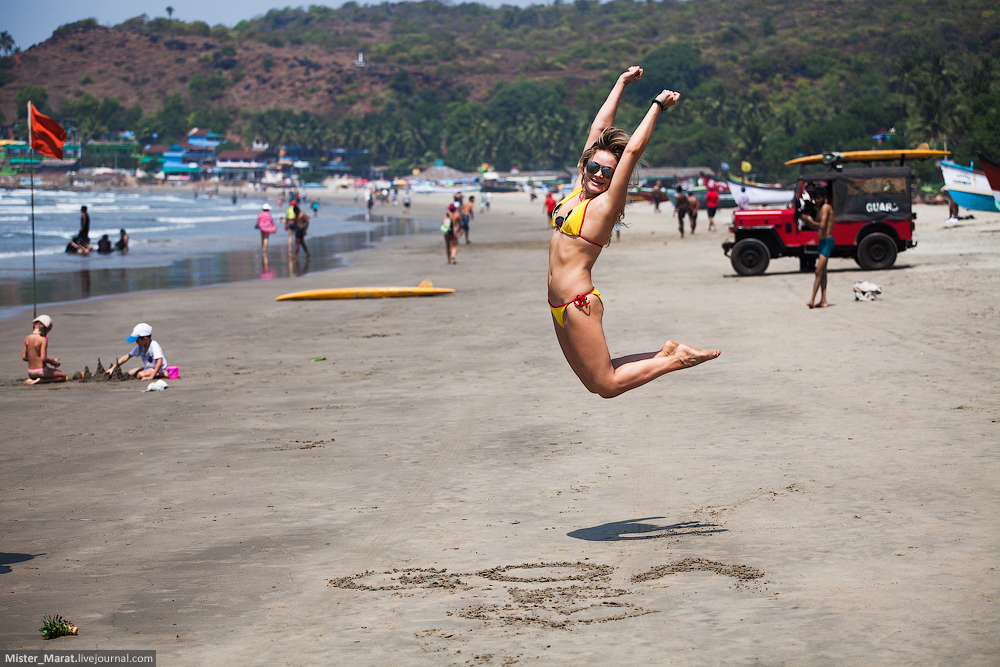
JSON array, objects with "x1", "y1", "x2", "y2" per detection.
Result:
[
  {"x1": 592, "y1": 89, "x2": 681, "y2": 225},
  {"x1": 584, "y1": 66, "x2": 644, "y2": 151}
]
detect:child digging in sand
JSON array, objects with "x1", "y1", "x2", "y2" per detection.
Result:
[
  {"x1": 22, "y1": 315, "x2": 66, "y2": 385},
  {"x1": 106, "y1": 323, "x2": 168, "y2": 381}
]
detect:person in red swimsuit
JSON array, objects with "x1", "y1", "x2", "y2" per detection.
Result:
[{"x1": 546, "y1": 66, "x2": 720, "y2": 398}]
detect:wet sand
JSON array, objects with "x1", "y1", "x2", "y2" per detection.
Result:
[{"x1": 0, "y1": 192, "x2": 997, "y2": 665}]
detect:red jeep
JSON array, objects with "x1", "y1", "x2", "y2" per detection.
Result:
[{"x1": 722, "y1": 167, "x2": 917, "y2": 275}]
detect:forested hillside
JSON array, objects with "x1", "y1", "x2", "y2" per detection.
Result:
[{"x1": 1, "y1": 0, "x2": 998, "y2": 180}]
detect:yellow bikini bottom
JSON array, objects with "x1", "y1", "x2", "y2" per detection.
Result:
[{"x1": 548, "y1": 288, "x2": 603, "y2": 328}]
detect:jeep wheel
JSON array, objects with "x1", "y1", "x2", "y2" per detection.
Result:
[
  {"x1": 731, "y1": 238, "x2": 770, "y2": 276},
  {"x1": 856, "y1": 232, "x2": 897, "y2": 270}
]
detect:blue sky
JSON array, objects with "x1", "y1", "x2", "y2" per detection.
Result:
[{"x1": 5, "y1": 0, "x2": 546, "y2": 51}]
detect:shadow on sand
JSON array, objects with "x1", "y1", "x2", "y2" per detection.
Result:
[
  {"x1": 0, "y1": 552, "x2": 42, "y2": 575},
  {"x1": 567, "y1": 517, "x2": 726, "y2": 541}
]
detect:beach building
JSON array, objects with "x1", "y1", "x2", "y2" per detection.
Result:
[
  {"x1": 1, "y1": 140, "x2": 82, "y2": 172},
  {"x1": 214, "y1": 150, "x2": 269, "y2": 182},
  {"x1": 186, "y1": 128, "x2": 224, "y2": 149},
  {"x1": 159, "y1": 144, "x2": 206, "y2": 180}
]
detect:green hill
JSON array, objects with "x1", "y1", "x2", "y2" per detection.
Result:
[{"x1": 1, "y1": 0, "x2": 998, "y2": 180}]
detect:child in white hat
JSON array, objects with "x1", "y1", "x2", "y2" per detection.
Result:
[
  {"x1": 107, "y1": 323, "x2": 168, "y2": 380},
  {"x1": 22, "y1": 314, "x2": 66, "y2": 385}
]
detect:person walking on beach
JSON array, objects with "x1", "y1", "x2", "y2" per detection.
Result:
[
  {"x1": 256, "y1": 203, "x2": 277, "y2": 255},
  {"x1": 801, "y1": 186, "x2": 834, "y2": 308},
  {"x1": 403, "y1": 191, "x2": 411, "y2": 212},
  {"x1": 686, "y1": 190, "x2": 700, "y2": 234},
  {"x1": 547, "y1": 66, "x2": 719, "y2": 398},
  {"x1": 292, "y1": 205, "x2": 310, "y2": 258},
  {"x1": 285, "y1": 202, "x2": 297, "y2": 257},
  {"x1": 461, "y1": 196, "x2": 475, "y2": 243},
  {"x1": 311, "y1": 198, "x2": 320, "y2": 217},
  {"x1": 705, "y1": 186, "x2": 719, "y2": 231},
  {"x1": 545, "y1": 191, "x2": 557, "y2": 223},
  {"x1": 484, "y1": 192, "x2": 492, "y2": 212},
  {"x1": 78, "y1": 206, "x2": 91, "y2": 245},
  {"x1": 652, "y1": 180, "x2": 663, "y2": 213},
  {"x1": 674, "y1": 186, "x2": 689, "y2": 237},
  {"x1": 442, "y1": 203, "x2": 460, "y2": 264},
  {"x1": 22, "y1": 315, "x2": 66, "y2": 385}
]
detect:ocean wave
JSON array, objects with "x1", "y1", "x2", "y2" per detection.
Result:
[
  {"x1": 0, "y1": 215, "x2": 29, "y2": 222},
  {"x1": 154, "y1": 215, "x2": 252, "y2": 224},
  {"x1": 0, "y1": 205, "x2": 153, "y2": 215},
  {"x1": 0, "y1": 247, "x2": 66, "y2": 260}
]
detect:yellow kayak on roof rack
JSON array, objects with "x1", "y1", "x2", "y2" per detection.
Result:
[
  {"x1": 275, "y1": 280, "x2": 454, "y2": 301},
  {"x1": 785, "y1": 144, "x2": 950, "y2": 166}
]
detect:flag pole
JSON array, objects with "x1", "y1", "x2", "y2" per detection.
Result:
[{"x1": 28, "y1": 101, "x2": 37, "y2": 318}]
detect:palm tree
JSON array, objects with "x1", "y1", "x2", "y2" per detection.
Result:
[
  {"x1": 906, "y1": 56, "x2": 964, "y2": 150},
  {"x1": 0, "y1": 31, "x2": 15, "y2": 56},
  {"x1": 166, "y1": 6, "x2": 174, "y2": 19}
]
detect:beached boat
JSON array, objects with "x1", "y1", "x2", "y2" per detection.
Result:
[
  {"x1": 726, "y1": 174, "x2": 795, "y2": 206},
  {"x1": 940, "y1": 160, "x2": 997, "y2": 212},
  {"x1": 976, "y1": 152, "x2": 1000, "y2": 212},
  {"x1": 479, "y1": 177, "x2": 521, "y2": 193},
  {"x1": 632, "y1": 185, "x2": 736, "y2": 208}
]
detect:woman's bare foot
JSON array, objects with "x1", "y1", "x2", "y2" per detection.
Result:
[
  {"x1": 24, "y1": 378, "x2": 40, "y2": 385},
  {"x1": 657, "y1": 340, "x2": 721, "y2": 367}
]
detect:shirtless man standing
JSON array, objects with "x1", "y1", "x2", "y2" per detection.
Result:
[
  {"x1": 674, "y1": 186, "x2": 689, "y2": 237},
  {"x1": 686, "y1": 190, "x2": 700, "y2": 234},
  {"x1": 22, "y1": 315, "x2": 66, "y2": 385},
  {"x1": 801, "y1": 186, "x2": 834, "y2": 308},
  {"x1": 461, "y1": 195, "x2": 475, "y2": 244}
]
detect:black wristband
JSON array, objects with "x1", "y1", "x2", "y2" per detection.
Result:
[{"x1": 651, "y1": 99, "x2": 666, "y2": 112}]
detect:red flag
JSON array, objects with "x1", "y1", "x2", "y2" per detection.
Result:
[{"x1": 29, "y1": 102, "x2": 66, "y2": 160}]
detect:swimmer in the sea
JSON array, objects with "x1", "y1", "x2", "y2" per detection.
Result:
[{"x1": 547, "y1": 66, "x2": 720, "y2": 398}]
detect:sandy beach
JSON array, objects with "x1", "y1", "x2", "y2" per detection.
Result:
[{"x1": 1, "y1": 190, "x2": 998, "y2": 664}]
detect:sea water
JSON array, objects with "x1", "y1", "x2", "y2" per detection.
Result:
[{"x1": 0, "y1": 188, "x2": 431, "y2": 314}]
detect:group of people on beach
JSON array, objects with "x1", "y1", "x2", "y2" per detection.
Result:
[
  {"x1": 256, "y1": 193, "x2": 313, "y2": 261},
  {"x1": 670, "y1": 185, "x2": 719, "y2": 235},
  {"x1": 441, "y1": 192, "x2": 476, "y2": 264},
  {"x1": 64, "y1": 206, "x2": 129, "y2": 255},
  {"x1": 360, "y1": 187, "x2": 413, "y2": 220},
  {"x1": 22, "y1": 316, "x2": 170, "y2": 385}
]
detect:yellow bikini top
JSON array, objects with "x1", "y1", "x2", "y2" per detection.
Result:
[{"x1": 551, "y1": 188, "x2": 603, "y2": 247}]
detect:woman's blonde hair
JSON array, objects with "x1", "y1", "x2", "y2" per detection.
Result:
[{"x1": 578, "y1": 126, "x2": 641, "y2": 236}]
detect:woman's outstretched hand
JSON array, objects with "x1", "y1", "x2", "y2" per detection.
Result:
[
  {"x1": 655, "y1": 90, "x2": 681, "y2": 108},
  {"x1": 621, "y1": 66, "x2": 643, "y2": 85}
]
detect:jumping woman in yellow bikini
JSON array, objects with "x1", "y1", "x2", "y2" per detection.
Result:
[{"x1": 547, "y1": 66, "x2": 720, "y2": 398}]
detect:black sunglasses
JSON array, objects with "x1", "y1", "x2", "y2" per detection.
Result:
[{"x1": 585, "y1": 162, "x2": 615, "y2": 179}]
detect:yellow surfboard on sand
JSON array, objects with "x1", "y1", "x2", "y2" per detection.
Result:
[
  {"x1": 785, "y1": 144, "x2": 950, "y2": 166},
  {"x1": 275, "y1": 280, "x2": 454, "y2": 301}
]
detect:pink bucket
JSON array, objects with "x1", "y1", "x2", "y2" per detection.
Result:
[{"x1": 166, "y1": 366, "x2": 180, "y2": 379}]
